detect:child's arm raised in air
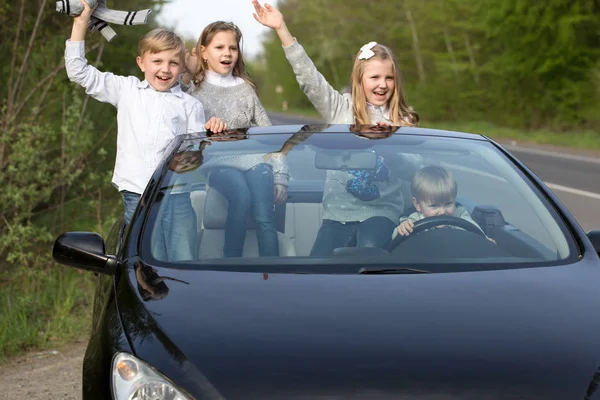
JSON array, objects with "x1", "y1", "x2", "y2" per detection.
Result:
[
  {"x1": 65, "y1": 0, "x2": 126, "y2": 107},
  {"x1": 70, "y1": 0, "x2": 95, "y2": 42},
  {"x1": 252, "y1": 1, "x2": 350, "y2": 123}
]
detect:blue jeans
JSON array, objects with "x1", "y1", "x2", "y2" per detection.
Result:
[
  {"x1": 121, "y1": 190, "x2": 141, "y2": 225},
  {"x1": 208, "y1": 164, "x2": 279, "y2": 257},
  {"x1": 310, "y1": 216, "x2": 396, "y2": 256},
  {"x1": 154, "y1": 192, "x2": 198, "y2": 261}
]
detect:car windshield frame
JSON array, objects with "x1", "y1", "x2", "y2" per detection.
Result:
[{"x1": 139, "y1": 127, "x2": 581, "y2": 273}]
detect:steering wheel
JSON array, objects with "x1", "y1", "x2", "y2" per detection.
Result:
[{"x1": 388, "y1": 215, "x2": 486, "y2": 252}]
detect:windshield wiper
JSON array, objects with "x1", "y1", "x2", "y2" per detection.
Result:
[{"x1": 358, "y1": 267, "x2": 430, "y2": 274}]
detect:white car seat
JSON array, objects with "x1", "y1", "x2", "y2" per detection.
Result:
[{"x1": 193, "y1": 186, "x2": 296, "y2": 258}]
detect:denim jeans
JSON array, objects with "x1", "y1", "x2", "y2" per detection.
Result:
[
  {"x1": 121, "y1": 190, "x2": 141, "y2": 225},
  {"x1": 310, "y1": 216, "x2": 396, "y2": 256},
  {"x1": 154, "y1": 192, "x2": 198, "y2": 261},
  {"x1": 208, "y1": 164, "x2": 279, "y2": 257}
]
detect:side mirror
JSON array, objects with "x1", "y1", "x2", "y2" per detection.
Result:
[
  {"x1": 53, "y1": 232, "x2": 117, "y2": 275},
  {"x1": 587, "y1": 230, "x2": 600, "y2": 256}
]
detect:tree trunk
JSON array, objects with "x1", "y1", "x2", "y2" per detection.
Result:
[
  {"x1": 464, "y1": 32, "x2": 480, "y2": 84},
  {"x1": 403, "y1": 2, "x2": 426, "y2": 82}
]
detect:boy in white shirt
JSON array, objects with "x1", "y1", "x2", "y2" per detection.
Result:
[{"x1": 64, "y1": 0, "x2": 225, "y2": 224}]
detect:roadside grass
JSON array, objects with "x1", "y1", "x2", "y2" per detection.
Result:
[
  {"x1": 421, "y1": 121, "x2": 600, "y2": 150},
  {"x1": 0, "y1": 265, "x2": 95, "y2": 363},
  {"x1": 268, "y1": 106, "x2": 600, "y2": 150},
  {"x1": 266, "y1": 105, "x2": 322, "y2": 120},
  {"x1": 0, "y1": 191, "x2": 121, "y2": 364}
]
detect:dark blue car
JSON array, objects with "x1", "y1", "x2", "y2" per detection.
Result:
[{"x1": 53, "y1": 124, "x2": 600, "y2": 400}]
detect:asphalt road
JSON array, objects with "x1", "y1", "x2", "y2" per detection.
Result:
[
  {"x1": 503, "y1": 144, "x2": 600, "y2": 233},
  {"x1": 269, "y1": 113, "x2": 600, "y2": 233}
]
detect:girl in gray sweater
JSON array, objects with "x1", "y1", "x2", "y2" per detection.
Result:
[
  {"x1": 253, "y1": 1, "x2": 421, "y2": 255},
  {"x1": 180, "y1": 21, "x2": 287, "y2": 258}
]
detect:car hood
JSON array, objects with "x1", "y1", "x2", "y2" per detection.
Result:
[{"x1": 119, "y1": 260, "x2": 600, "y2": 400}]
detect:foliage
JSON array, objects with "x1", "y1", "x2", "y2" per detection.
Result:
[
  {"x1": 254, "y1": 0, "x2": 600, "y2": 130},
  {"x1": 0, "y1": 0, "x2": 168, "y2": 358},
  {"x1": 0, "y1": 264, "x2": 96, "y2": 362}
]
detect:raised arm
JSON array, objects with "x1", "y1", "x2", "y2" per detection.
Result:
[
  {"x1": 251, "y1": 0, "x2": 294, "y2": 46},
  {"x1": 65, "y1": 0, "x2": 127, "y2": 107},
  {"x1": 252, "y1": 1, "x2": 350, "y2": 122},
  {"x1": 70, "y1": 0, "x2": 95, "y2": 42}
]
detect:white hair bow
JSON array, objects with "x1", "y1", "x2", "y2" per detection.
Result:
[
  {"x1": 358, "y1": 42, "x2": 377, "y2": 60},
  {"x1": 56, "y1": 0, "x2": 152, "y2": 42}
]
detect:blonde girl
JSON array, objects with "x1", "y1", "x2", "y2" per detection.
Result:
[
  {"x1": 253, "y1": 1, "x2": 421, "y2": 256},
  {"x1": 251, "y1": 1, "x2": 418, "y2": 126}
]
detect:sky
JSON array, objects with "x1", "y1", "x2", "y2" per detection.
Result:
[{"x1": 156, "y1": 0, "x2": 279, "y2": 59}]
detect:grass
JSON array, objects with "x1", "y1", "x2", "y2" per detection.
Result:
[
  {"x1": 0, "y1": 265, "x2": 95, "y2": 363},
  {"x1": 0, "y1": 191, "x2": 121, "y2": 364},
  {"x1": 422, "y1": 121, "x2": 600, "y2": 151},
  {"x1": 268, "y1": 106, "x2": 600, "y2": 151}
]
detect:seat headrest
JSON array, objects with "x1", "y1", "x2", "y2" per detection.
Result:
[{"x1": 202, "y1": 185, "x2": 285, "y2": 231}]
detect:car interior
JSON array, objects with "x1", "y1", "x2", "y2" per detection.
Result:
[{"x1": 188, "y1": 184, "x2": 558, "y2": 262}]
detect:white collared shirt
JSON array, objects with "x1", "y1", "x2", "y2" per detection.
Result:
[
  {"x1": 366, "y1": 102, "x2": 391, "y2": 120},
  {"x1": 204, "y1": 69, "x2": 245, "y2": 87},
  {"x1": 65, "y1": 40, "x2": 206, "y2": 194}
]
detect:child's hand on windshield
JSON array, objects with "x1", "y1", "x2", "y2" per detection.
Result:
[
  {"x1": 205, "y1": 117, "x2": 227, "y2": 133},
  {"x1": 396, "y1": 220, "x2": 414, "y2": 236},
  {"x1": 252, "y1": 0, "x2": 284, "y2": 30}
]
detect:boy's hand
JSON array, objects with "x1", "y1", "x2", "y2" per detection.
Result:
[
  {"x1": 74, "y1": 0, "x2": 96, "y2": 24},
  {"x1": 70, "y1": 0, "x2": 97, "y2": 41},
  {"x1": 205, "y1": 117, "x2": 227, "y2": 133},
  {"x1": 396, "y1": 220, "x2": 414, "y2": 236},
  {"x1": 252, "y1": 0, "x2": 284, "y2": 30},
  {"x1": 186, "y1": 47, "x2": 199, "y2": 75}
]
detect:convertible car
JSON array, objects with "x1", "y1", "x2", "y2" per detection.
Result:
[{"x1": 53, "y1": 124, "x2": 600, "y2": 400}]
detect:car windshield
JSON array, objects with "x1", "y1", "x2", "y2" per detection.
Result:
[{"x1": 141, "y1": 125, "x2": 578, "y2": 272}]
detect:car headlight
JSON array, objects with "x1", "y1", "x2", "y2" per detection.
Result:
[{"x1": 112, "y1": 352, "x2": 193, "y2": 400}]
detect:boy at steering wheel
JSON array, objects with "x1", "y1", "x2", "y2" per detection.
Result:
[{"x1": 394, "y1": 165, "x2": 493, "y2": 243}]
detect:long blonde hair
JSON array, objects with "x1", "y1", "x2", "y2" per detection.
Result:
[
  {"x1": 192, "y1": 21, "x2": 255, "y2": 88},
  {"x1": 350, "y1": 44, "x2": 419, "y2": 126}
]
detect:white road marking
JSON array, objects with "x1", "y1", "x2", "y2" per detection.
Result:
[
  {"x1": 442, "y1": 163, "x2": 600, "y2": 201},
  {"x1": 503, "y1": 144, "x2": 600, "y2": 165},
  {"x1": 544, "y1": 183, "x2": 600, "y2": 200}
]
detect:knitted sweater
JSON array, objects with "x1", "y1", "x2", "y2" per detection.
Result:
[
  {"x1": 199, "y1": 153, "x2": 289, "y2": 187},
  {"x1": 186, "y1": 80, "x2": 271, "y2": 129},
  {"x1": 283, "y1": 39, "x2": 419, "y2": 222},
  {"x1": 184, "y1": 80, "x2": 288, "y2": 185},
  {"x1": 320, "y1": 154, "x2": 419, "y2": 223},
  {"x1": 283, "y1": 39, "x2": 393, "y2": 125}
]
